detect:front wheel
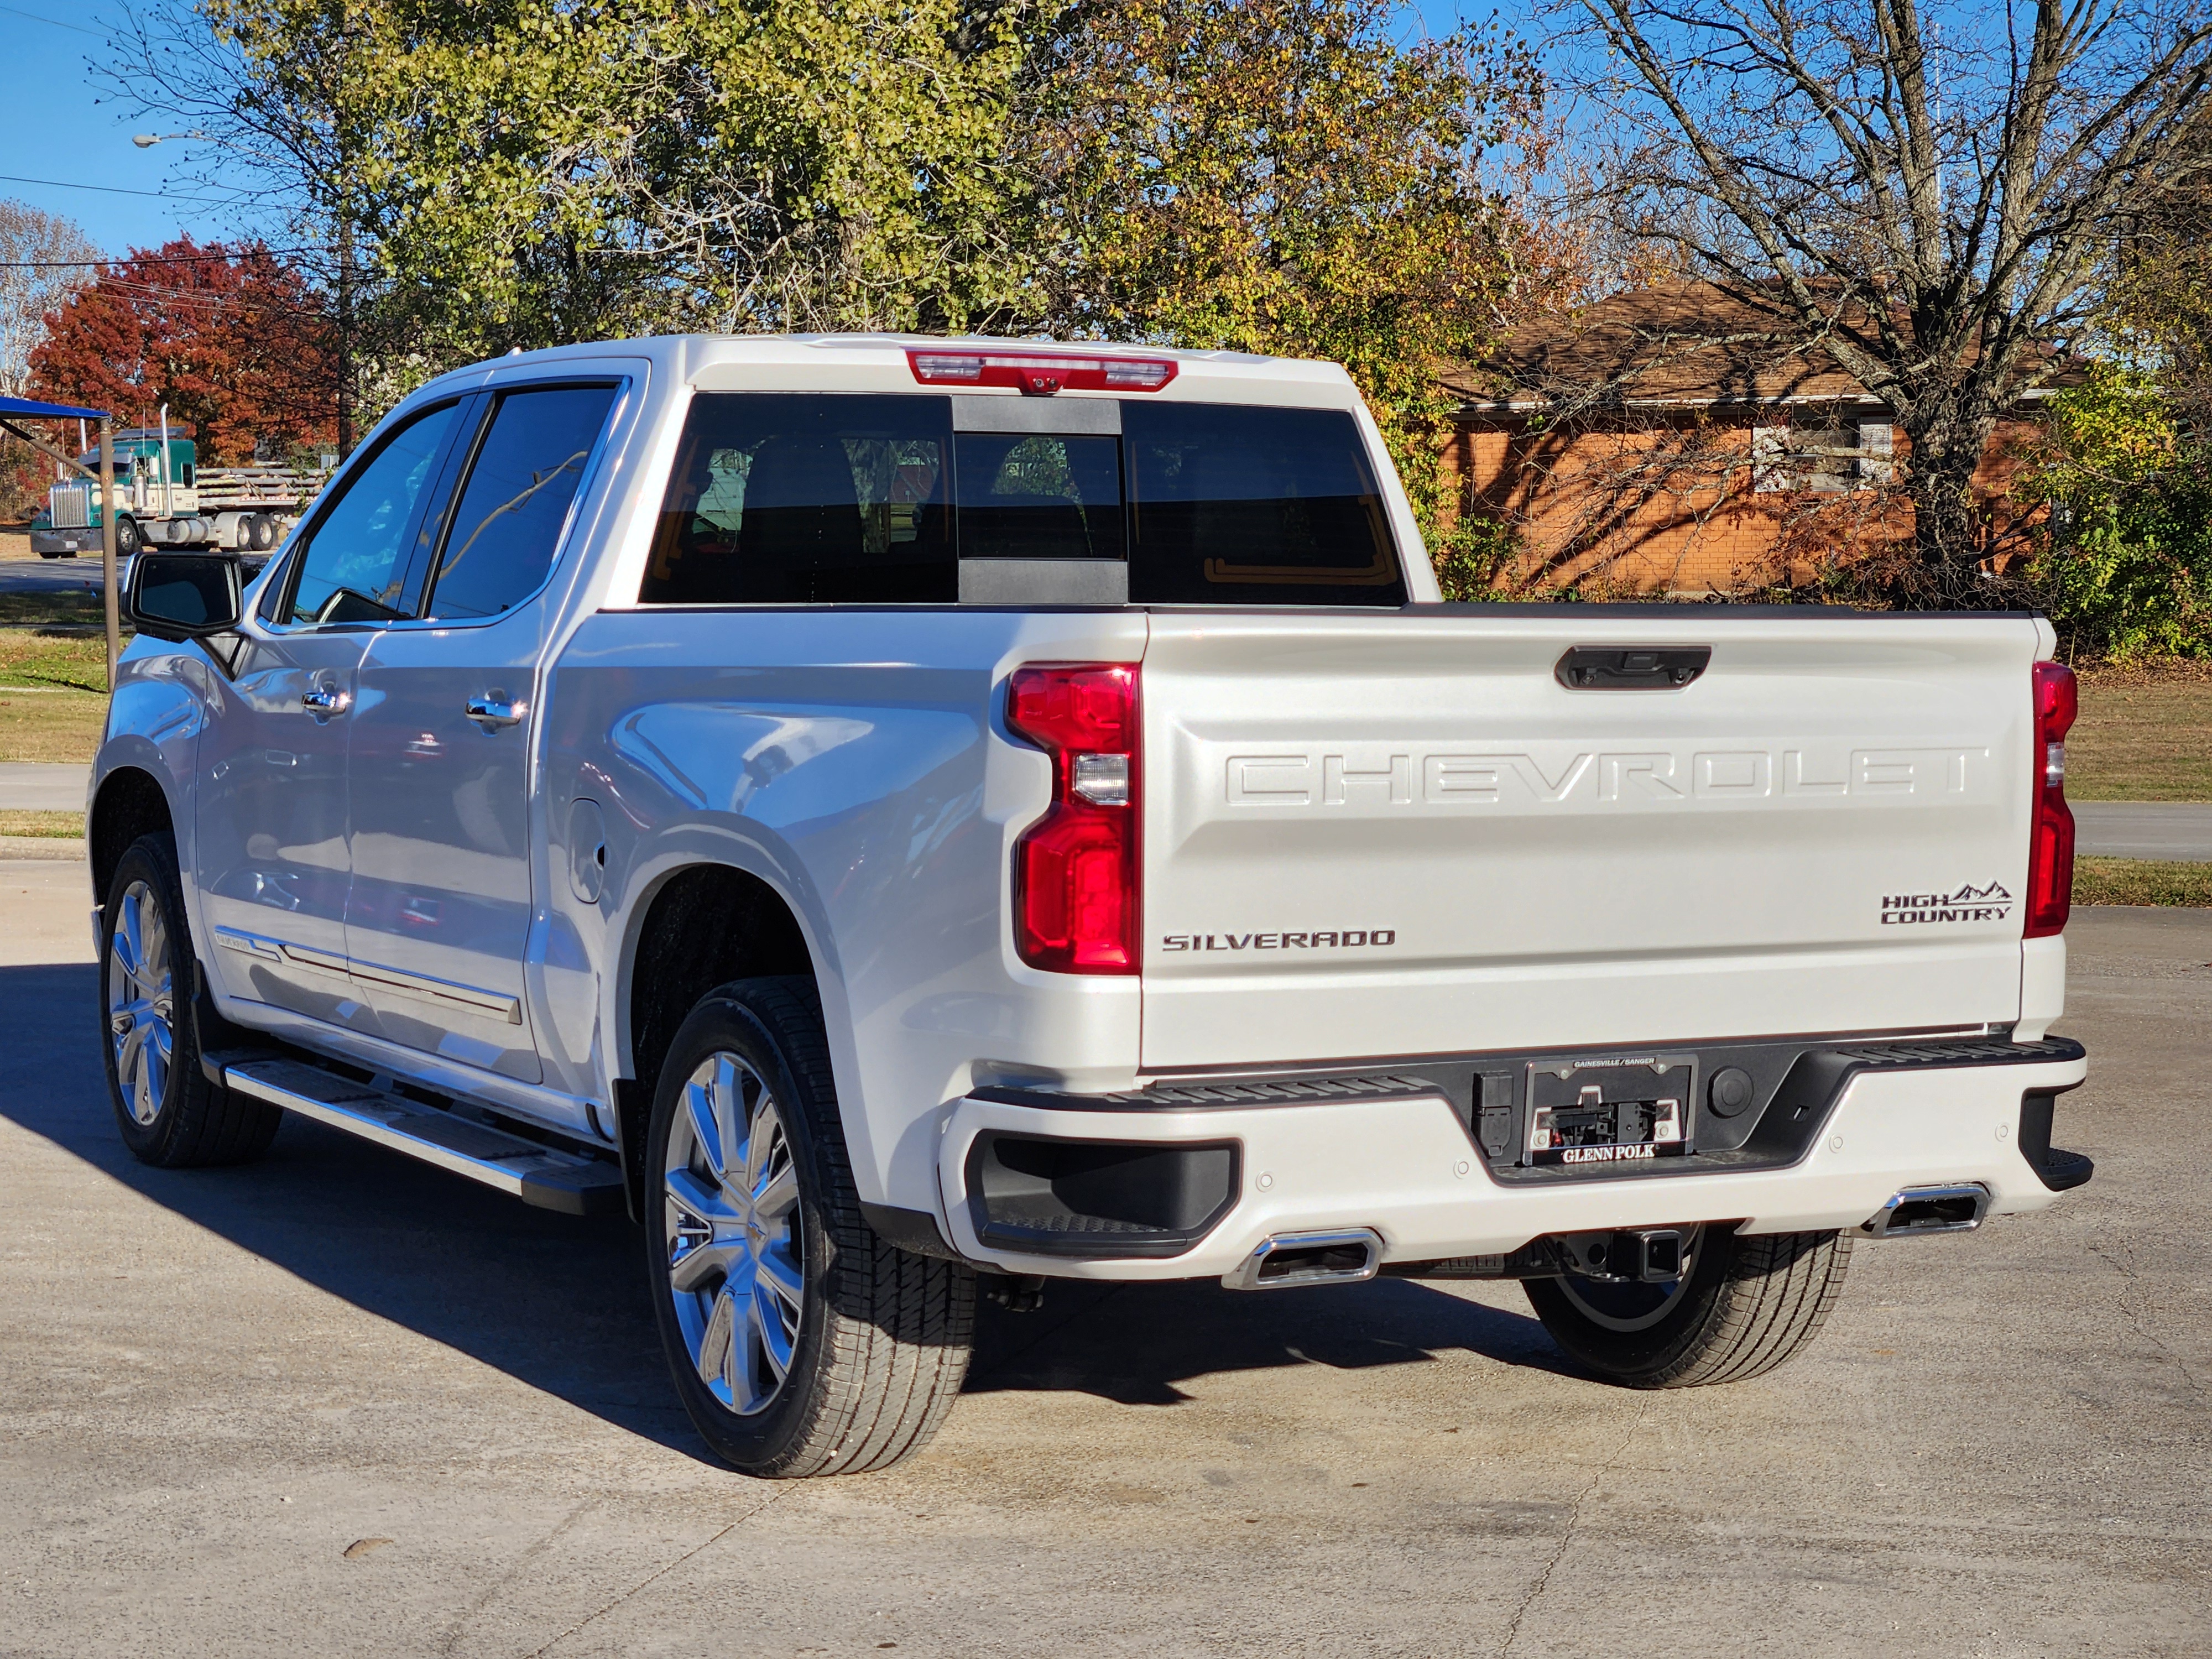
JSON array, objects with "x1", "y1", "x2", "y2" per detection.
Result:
[
  {"x1": 102, "y1": 833, "x2": 283, "y2": 1167},
  {"x1": 1524, "y1": 1225, "x2": 1850, "y2": 1388},
  {"x1": 113, "y1": 515, "x2": 142, "y2": 556},
  {"x1": 644, "y1": 978, "x2": 975, "y2": 1477}
]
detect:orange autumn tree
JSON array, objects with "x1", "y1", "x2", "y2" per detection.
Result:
[{"x1": 30, "y1": 237, "x2": 336, "y2": 462}]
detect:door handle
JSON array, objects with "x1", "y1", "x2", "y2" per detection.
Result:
[
  {"x1": 465, "y1": 694, "x2": 526, "y2": 731},
  {"x1": 301, "y1": 686, "x2": 351, "y2": 716}
]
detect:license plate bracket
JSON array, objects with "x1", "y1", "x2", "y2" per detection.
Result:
[{"x1": 1521, "y1": 1051, "x2": 1698, "y2": 1168}]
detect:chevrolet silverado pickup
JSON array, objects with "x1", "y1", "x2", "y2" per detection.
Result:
[{"x1": 93, "y1": 334, "x2": 2091, "y2": 1477}]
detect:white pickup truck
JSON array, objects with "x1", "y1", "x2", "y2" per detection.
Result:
[{"x1": 95, "y1": 335, "x2": 2091, "y2": 1478}]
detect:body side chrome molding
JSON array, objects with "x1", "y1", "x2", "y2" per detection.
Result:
[{"x1": 210, "y1": 924, "x2": 521, "y2": 1022}]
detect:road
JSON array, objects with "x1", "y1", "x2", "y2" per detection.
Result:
[
  {"x1": 0, "y1": 540, "x2": 111, "y2": 598},
  {"x1": 0, "y1": 860, "x2": 2205, "y2": 1658},
  {"x1": 2070, "y1": 802, "x2": 2212, "y2": 862}
]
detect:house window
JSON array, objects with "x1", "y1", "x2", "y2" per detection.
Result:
[{"x1": 1752, "y1": 418, "x2": 1893, "y2": 493}]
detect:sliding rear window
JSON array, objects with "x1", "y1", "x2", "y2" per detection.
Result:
[{"x1": 640, "y1": 393, "x2": 1403, "y2": 606}]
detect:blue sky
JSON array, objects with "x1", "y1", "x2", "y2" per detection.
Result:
[
  {"x1": 1, "y1": 0, "x2": 1481, "y2": 257},
  {"x1": 1, "y1": 2, "x2": 237, "y2": 252}
]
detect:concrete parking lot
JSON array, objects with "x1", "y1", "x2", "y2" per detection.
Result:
[{"x1": 1, "y1": 860, "x2": 2206, "y2": 1658}]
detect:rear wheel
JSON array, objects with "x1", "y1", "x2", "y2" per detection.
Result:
[
  {"x1": 1524, "y1": 1225, "x2": 1850, "y2": 1387},
  {"x1": 102, "y1": 833, "x2": 283, "y2": 1167},
  {"x1": 643, "y1": 977, "x2": 975, "y2": 1477}
]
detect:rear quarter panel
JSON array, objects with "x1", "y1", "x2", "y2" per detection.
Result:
[{"x1": 541, "y1": 606, "x2": 1147, "y2": 1209}]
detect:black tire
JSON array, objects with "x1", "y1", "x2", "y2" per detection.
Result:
[
  {"x1": 114, "y1": 516, "x2": 142, "y2": 556},
  {"x1": 100, "y1": 833, "x2": 283, "y2": 1167},
  {"x1": 643, "y1": 977, "x2": 975, "y2": 1477},
  {"x1": 1524, "y1": 1225, "x2": 1850, "y2": 1388}
]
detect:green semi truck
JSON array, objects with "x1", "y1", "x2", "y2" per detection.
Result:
[{"x1": 29, "y1": 426, "x2": 326, "y2": 558}]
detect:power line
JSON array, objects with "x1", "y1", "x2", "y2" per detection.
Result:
[
  {"x1": 0, "y1": 171, "x2": 230, "y2": 202},
  {"x1": 0, "y1": 3, "x2": 104, "y2": 35},
  {"x1": 0, "y1": 247, "x2": 327, "y2": 269}
]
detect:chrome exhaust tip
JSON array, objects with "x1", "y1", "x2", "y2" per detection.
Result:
[
  {"x1": 1862, "y1": 1182, "x2": 1991, "y2": 1238},
  {"x1": 1225, "y1": 1228, "x2": 1384, "y2": 1291}
]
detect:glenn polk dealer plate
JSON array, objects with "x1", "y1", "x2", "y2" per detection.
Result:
[{"x1": 1522, "y1": 1052, "x2": 1698, "y2": 1168}]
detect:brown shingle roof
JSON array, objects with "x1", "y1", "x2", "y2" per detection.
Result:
[
  {"x1": 1446, "y1": 278, "x2": 2088, "y2": 414},
  {"x1": 1444, "y1": 280, "x2": 1883, "y2": 410}
]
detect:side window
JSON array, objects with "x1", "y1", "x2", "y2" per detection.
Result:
[
  {"x1": 1123, "y1": 403, "x2": 1405, "y2": 605},
  {"x1": 280, "y1": 401, "x2": 463, "y2": 625},
  {"x1": 421, "y1": 384, "x2": 619, "y2": 620},
  {"x1": 953, "y1": 433, "x2": 1124, "y2": 561},
  {"x1": 643, "y1": 394, "x2": 954, "y2": 604}
]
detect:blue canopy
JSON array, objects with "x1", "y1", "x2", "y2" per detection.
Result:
[{"x1": 0, "y1": 394, "x2": 110, "y2": 421}]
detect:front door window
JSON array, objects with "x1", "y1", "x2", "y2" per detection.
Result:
[{"x1": 280, "y1": 401, "x2": 463, "y2": 625}]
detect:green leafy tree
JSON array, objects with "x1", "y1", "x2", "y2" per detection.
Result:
[
  {"x1": 117, "y1": 0, "x2": 1552, "y2": 580},
  {"x1": 2030, "y1": 367, "x2": 2212, "y2": 660},
  {"x1": 325, "y1": 0, "x2": 1046, "y2": 357},
  {"x1": 119, "y1": 0, "x2": 1052, "y2": 404},
  {"x1": 1038, "y1": 0, "x2": 1546, "y2": 581}
]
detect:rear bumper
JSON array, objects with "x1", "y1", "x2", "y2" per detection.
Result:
[{"x1": 936, "y1": 1044, "x2": 2089, "y2": 1281}]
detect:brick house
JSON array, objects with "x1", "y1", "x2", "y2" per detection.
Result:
[{"x1": 1439, "y1": 280, "x2": 2061, "y2": 596}]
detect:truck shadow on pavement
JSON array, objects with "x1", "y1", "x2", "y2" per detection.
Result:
[{"x1": 0, "y1": 961, "x2": 1568, "y2": 1460}]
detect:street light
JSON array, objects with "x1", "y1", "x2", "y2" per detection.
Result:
[{"x1": 132, "y1": 129, "x2": 208, "y2": 147}]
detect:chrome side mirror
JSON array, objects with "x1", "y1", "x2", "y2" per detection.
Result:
[{"x1": 127, "y1": 552, "x2": 243, "y2": 641}]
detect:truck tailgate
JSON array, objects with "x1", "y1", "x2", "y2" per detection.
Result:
[{"x1": 1139, "y1": 611, "x2": 2043, "y2": 1070}]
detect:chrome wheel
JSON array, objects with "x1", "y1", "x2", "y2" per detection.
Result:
[
  {"x1": 1556, "y1": 1225, "x2": 1707, "y2": 1333},
  {"x1": 662, "y1": 1050, "x2": 805, "y2": 1416},
  {"x1": 106, "y1": 878, "x2": 175, "y2": 1126}
]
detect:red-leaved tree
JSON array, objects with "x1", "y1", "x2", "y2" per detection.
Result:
[{"x1": 29, "y1": 237, "x2": 336, "y2": 463}]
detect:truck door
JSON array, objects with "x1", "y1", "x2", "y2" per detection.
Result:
[
  {"x1": 343, "y1": 381, "x2": 622, "y2": 1086},
  {"x1": 196, "y1": 398, "x2": 469, "y2": 1033}
]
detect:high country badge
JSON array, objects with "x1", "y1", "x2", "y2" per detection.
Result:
[{"x1": 1881, "y1": 882, "x2": 2014, "y2": 925}]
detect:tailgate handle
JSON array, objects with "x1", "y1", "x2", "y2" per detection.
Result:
[{"x1": 1556, "y1": 645, "x2": 1710, "y2": 690}]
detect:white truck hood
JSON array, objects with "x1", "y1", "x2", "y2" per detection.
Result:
[{"x1": 1138, "y1": 609, "x2": 2042, "y2": 1070}]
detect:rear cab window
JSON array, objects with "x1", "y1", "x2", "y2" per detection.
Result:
[{"x1": 640, "y1": 393, "x2": 1404, "y2": 606}]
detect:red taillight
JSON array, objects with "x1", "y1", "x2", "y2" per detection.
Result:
[
  {"x1": 2026, "y1": 660, "x2": 2077, "y2": 938},
  {"x1": 907, "y1": 348, "x2": 1177, "y2": 396},
  {"x1": 1007, "y1": 663, "x2": 1140, "y2": 973}
]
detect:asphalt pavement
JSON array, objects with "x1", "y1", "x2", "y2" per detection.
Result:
[
  {"x1": 0, "y1": 762, "x2": 90, "y2": 812},
  {"x1": 2069, "y1": 802, "x2": 2212, "y2": 862},
  {"x1": 0, "y1": 542, "x2": 113, "y2": 598},
  {"x1": 0, "y1": 860, "x2": 2205, "y2": 1658}
]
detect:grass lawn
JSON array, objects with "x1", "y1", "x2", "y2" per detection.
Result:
[
  {"x1": 0, "y1": 590, "x2": 111, "y2": 628},
  {"x1": 0, "y1": 614, "x2": 117, "y2": 761},
  {"x1": 0, "y1": 625, "x2": 112, "y2": 693},
  {"x1": 0, "y1": 690, "x2": 108, "y2": 762},
  {"x1": 2073, "y1": 856, "x2": 2212, "y2": 907},
  {"x1": 2069, "y1": 662, "x2": 2212, "y2": 802},
  {"x1": 0, "y1": 809, "x2": 83, "y2": 837}
]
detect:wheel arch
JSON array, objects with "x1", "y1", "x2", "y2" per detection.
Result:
[
  {"x1": 89, "y1": 765, "x2": 175, "y2": 906},
  {"x1": 614, "y1": 858, "x2": 818, "y2": 1219}
]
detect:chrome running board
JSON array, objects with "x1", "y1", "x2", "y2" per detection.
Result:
[{"x1": 220, "y1": 1054, "x2": 624, "y2": 1215}]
